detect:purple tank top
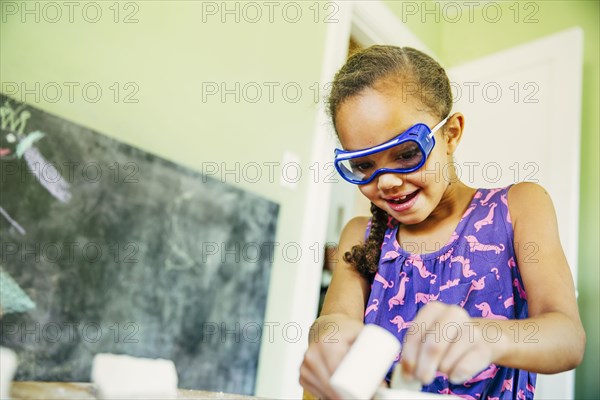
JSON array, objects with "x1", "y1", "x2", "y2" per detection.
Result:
[{"x1": 364, "y1": 185, "x2": 536, "y2": 400}]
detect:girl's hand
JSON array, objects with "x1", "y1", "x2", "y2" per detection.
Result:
[
  {"x1": 299, "y1": 316, "x2": 364, "y2": 400},
  {"x1": 400, "y1": 302, "x2": 507, "y2": 385}
]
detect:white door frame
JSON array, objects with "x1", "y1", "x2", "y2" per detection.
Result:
[
  {"x1": 350, "y1": 1, "x2": 434, "y2": 52},
  {"x1": 255, "y1": 2, "x2": 431, "y2": 398}
]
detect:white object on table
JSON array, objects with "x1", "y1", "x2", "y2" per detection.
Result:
[
  {"x1": 91, "y1": 353, "x2": 178, "y2": 399},
  {"x1": 329, "y1": 324, "x2": 401, "y2": 399},
  {"x1": 0, "y1": 346, "x2": 18, "y2": 400},
  {"x1": 374, "y1": 387, "x2": 462, "y2": 399}
]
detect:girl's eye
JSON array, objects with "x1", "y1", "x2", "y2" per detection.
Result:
[
  {"x1": 350, "y1": 161, "x2": 374, "y2": 172},
  {"x1": 398, "y1": 148, "x2": 420, "y2": 161}
]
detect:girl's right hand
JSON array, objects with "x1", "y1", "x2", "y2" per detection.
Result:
[{"x1": 299, "y1": 316, "x2": 364, "y2": 400}]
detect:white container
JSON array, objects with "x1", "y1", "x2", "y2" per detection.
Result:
[
  {"x1": 375, "y1": 387, "x2": 462, "y2": 399},
  {"x1": 91, "y1": 353, "x2": 178, "y2": 399},
  {"x1": 330, "y1": 324, "x2": 401, "y2": 399},
  {"x1": 0, "y1": 347, "x2": 18, "y2": 400}
]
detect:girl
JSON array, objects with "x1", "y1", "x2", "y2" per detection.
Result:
[{"x1": 299, "y1": 46, "x2": 585, "y2": 399}]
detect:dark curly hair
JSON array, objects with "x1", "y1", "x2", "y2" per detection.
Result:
[{"x1": 327, "y1": 45, "x2": 453, "y2": 280}]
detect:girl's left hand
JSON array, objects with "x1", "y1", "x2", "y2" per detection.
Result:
[{"x1": 400, "y1": 301, "x2": 507, "y2": 385}]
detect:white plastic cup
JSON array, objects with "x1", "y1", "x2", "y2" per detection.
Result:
[
  {"x1": 330, "y1": 324, "x2": 401, "y2": 399},
  {"x1": 0, "y1": 347, "x2": 18, "y2": 400}
]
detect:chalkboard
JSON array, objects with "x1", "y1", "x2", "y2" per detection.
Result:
[{"x1": 0, "y1": 94, "x2": 279, "y2": 395}]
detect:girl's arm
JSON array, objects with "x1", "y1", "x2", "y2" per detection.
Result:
[
  {"x1": 490, "y1": 181, "x2": 585, "y2": 371},
  {"x1": 300, "y1": 216, "x2": 372, "y2": 399},
  {"x1": 318, "y1": 216, "x2": 372, "y2": 322},
  {"x1": 400, "y1": 182, "x2": 585, "y2": 384}
]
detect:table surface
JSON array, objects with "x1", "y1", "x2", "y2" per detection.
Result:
[{"x1": 9, "y1": 382, "x2": 260, "y2": 399}]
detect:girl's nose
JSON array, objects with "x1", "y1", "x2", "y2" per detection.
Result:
[{"x1": 377, "y1": 172, "x2": 404, "y2": 191}]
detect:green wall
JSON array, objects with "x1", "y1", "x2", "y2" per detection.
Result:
[
  {"x1": 385, "y1": 1, "x2": 599, "y2": 398},
  {"x1": 0, "y1": 1, "x2": 329, "y2": 396}
]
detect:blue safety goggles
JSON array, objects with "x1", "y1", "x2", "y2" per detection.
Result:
[{"x1": 334, "y1": 117, "x2": 448, "y2": 184}]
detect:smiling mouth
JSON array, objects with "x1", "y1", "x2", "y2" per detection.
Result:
[{"x1": 386, "y1": 190, "x2": 419, "y2": 204}]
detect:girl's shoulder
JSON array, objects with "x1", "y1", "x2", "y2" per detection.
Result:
[
  {"x1": 506, "y1": 182, "x2": 556, "y2": 226},
  {"x1": 506, "y1": 181, "x2": 550, "y2": 199},
  {"x1": 341, "y1": 216, "x2": 371, "y2": 244}
]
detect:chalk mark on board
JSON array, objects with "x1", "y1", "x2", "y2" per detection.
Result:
[
  {"x1": 1, "y1": 99, "x2": 73, "y2": 234},
  {"x1": 22, "y1": 144, "x2": 72, "y2": 203},
  {"x1": 0, "y1": 206, "x2": 26, "y2": 235},
  {"x1": 165, "y1": 191, "x2": 196, "y2": 271},
  {"x1": 0, "y1": 101, "x2": 30, "y2": 135}
]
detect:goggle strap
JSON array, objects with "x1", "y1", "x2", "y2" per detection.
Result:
[{"x1": 428, "y1": 116, "x2": 449, "y2": 138}]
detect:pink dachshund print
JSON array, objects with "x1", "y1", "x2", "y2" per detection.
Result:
[
  {"x1": 451, "y1": 255, "x2": 477, "y2": 278},
  {"x1": 382, "y1": 250, "x2": 400, "y2": 260},
  {"x1": 460, "y1": 276, "x2": 486, "y2": 307},
  {"x1": 407, "y1": 254, "x2": 437, "y2": 284},
  {"x1": 438, "y1": 247, "x2": 454, "y2": 262},
  {"x1": 439, "y1": 278, "x2": 460, "y2": 291},
  {"x1": 414, "y1": 292, "x2": 439, "y2": 304},
  {"x1": 365, "y1": 299, "x2": 379, "y2": 317},
  {"x1": 463, "y1": 203, "x2": 477, "y2": 219},
  {"x1": 502, "y1": 377, "x2": 513, "y2": 392},
  {"x1": 438, "y1": 388, "x2": 479, "y2": 400},
  {"x1": 446, "y1": 231, "x2": 460, "y2": 245},
  {"x1": 374, "y1": 272, "x2": 394, "y2": 289},
  {"x1": 476, "y1": 302, "x2": 508, "y2": 319},
  {"x1": 508, "y1": 256, "x2": 516, "y2": 268},
  {"x1": 388, "y1": 272, "x2": 410, "y2": 310},
  {"x1": 491, "y1": 267, "x2": 500, "y2": 280},
  {"x1": 465, "y1": 235, "x2": 505, "y2": 254},
  {"x1": 474, "y1": 202, "x2": 497, "y2": 232},
  {"x1": 480, "y1": 188, "x2": 502, "y2": 205},
  {"x1": 504, "y1": 297, "x2": 515, "y2": 308},
  {"x1": 513, "y1": 278, "x2": 528, "y2": 300},
  {"x1": 463, "y1": 364, "x2": 499, "y2": 387},
  {"x1": 389, "y1": 315, "x2": 411, "y2": 333},
  {"x1": 386, "y1": 215, "x2": 397, "y2": 228}
]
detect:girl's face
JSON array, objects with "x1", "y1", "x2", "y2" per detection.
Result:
[{"x1": 335, "y1": 86, "x2": 455, "y2": 226}]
